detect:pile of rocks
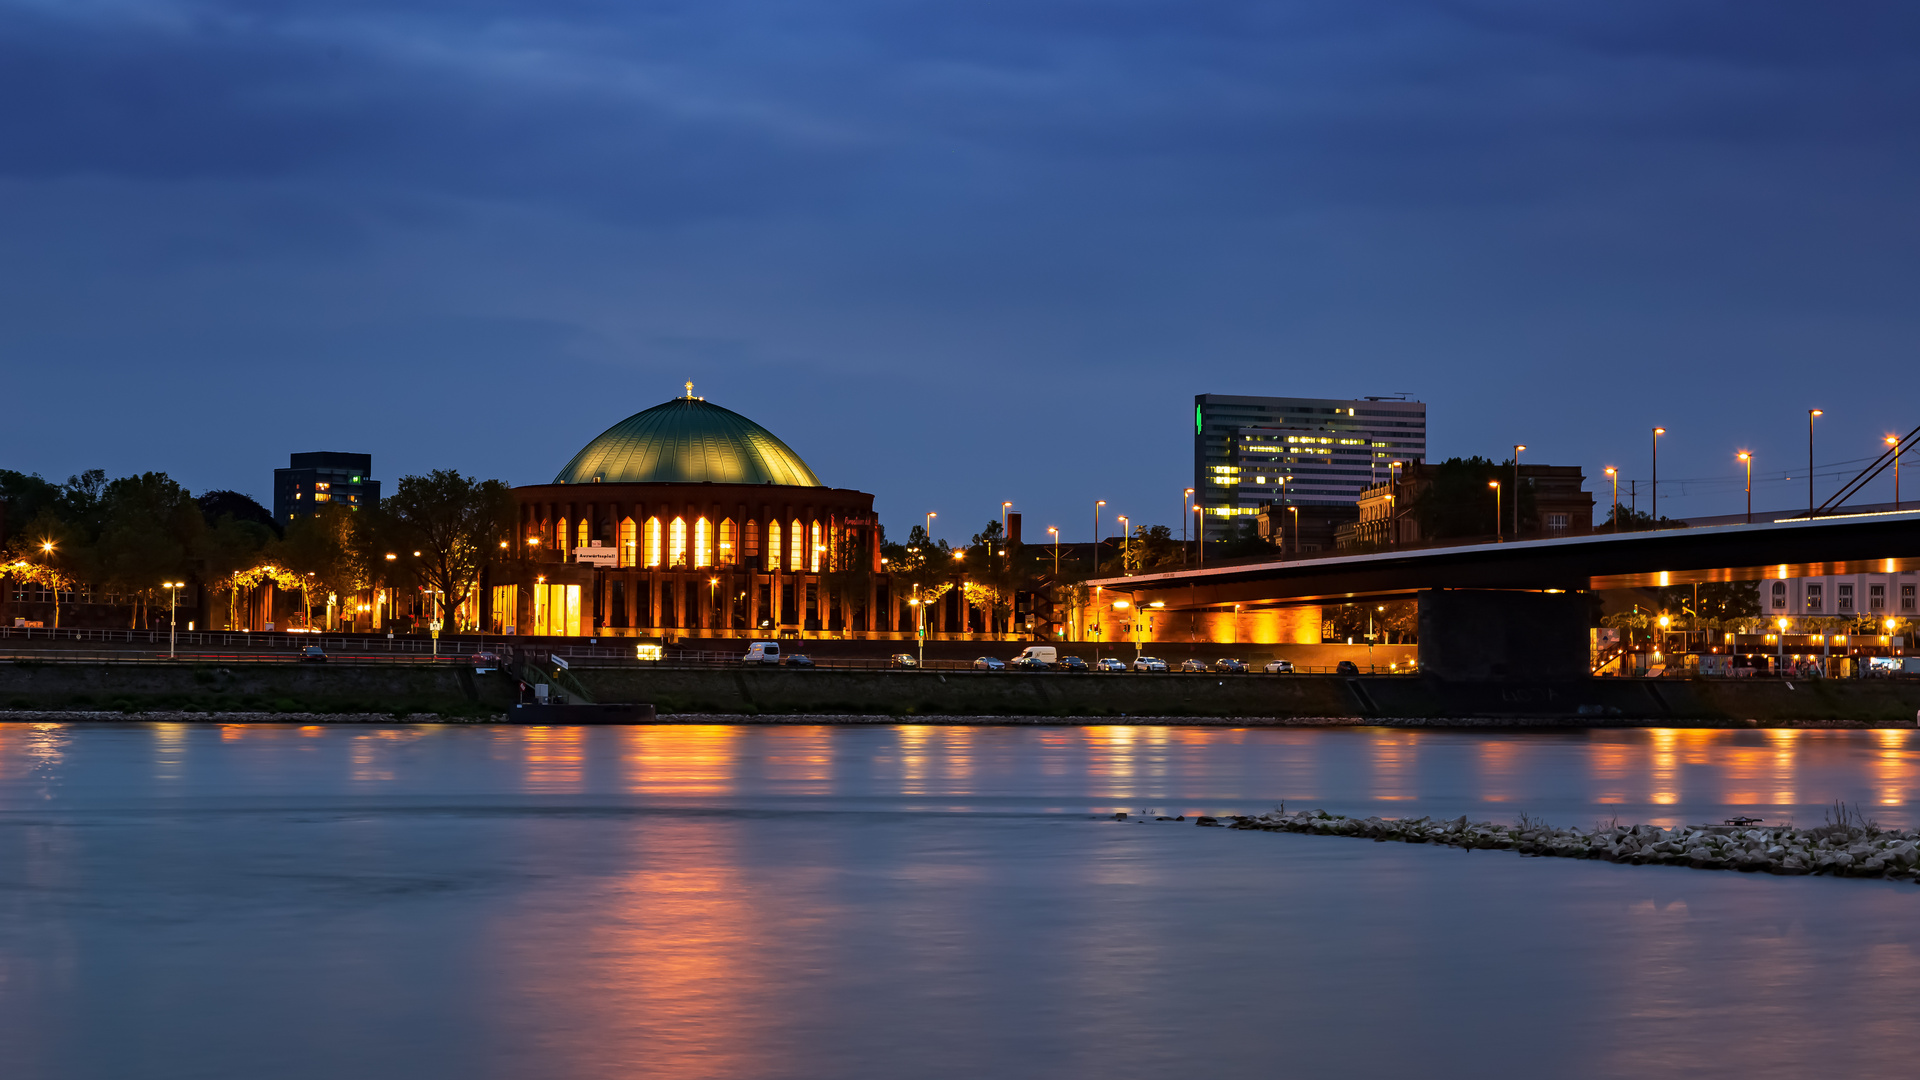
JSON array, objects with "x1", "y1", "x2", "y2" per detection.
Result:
[{"x1": 1223, "y1": 809, "x2": 1920, "y2": 881}]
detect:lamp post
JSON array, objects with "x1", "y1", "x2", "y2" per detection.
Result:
[
  {"x1": 1117, "y1": 515, "x2": 1129, "y2": 572},
  {"x1": 1738, "y1": 452, "x2": 1753, "y2": 524},
  {"x1": 1490, "y1": 480, "x2": 1502, "y2": 541},
  {"x1": 1094, "y1": 500, "x2": 1105, "y2": 568},
  {"x1": 1512, "y1": 444, "x2": 1526, "y2": 537},
  {"x1": 1048, "y1": 526, "x2": 1060, "y2": 576},
  {"x1": 925, "y1": 511, "x2": 936, "y2": 544},
  {"x1": 1651, "y1": 427, "x2": 1665, "y2": 524},
  {"x1": 1604, "y1": 467, "x2": 1618, "y2": 532},
  {"x1": 1193, "y1": 505, "x2": 1203, "y2": 568},
  {"x1": 1888, "y1": 435, "x2": 1902, "y2": 510},
  {"x1": 1182, "y1": 488, "x2": 1194, "y2": 563},
  {"x1": 1001, "y1": 501, "x2": 1013, "y2": 569},
  {"x1": 163, "y1": 580, "x2": 185, "y2": 658},
  {"x1": 38, "y1": 541, "x2": 59, "y2": 630},
  {"x1": 1807, "y1": 409, "x2": 1823, "y2": 517},
  {"x1": 1289, "y1": 505, "x2": 1299, "y2": 556}
]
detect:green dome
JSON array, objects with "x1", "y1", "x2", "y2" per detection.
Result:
[{"x1": 554, "y1": 395, "x2": 823, "y2": 487}]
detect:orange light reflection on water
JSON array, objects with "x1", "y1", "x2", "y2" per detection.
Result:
[
  {"x1": 618, "y1": 726, "x2": 740, "y2": 798},
  {"x1": 1366, "y1": 730, "x2": 1420, "y2": 802}
]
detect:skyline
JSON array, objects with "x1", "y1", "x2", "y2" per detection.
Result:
[{"x1": 4, "y1": 2, "x2": 1918, "y2": 543}]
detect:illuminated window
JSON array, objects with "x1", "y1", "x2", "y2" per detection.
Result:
[
  {"x1": 694, "y1": 517, "x2": 711, "y2": 568},
  {"x1": 576, "y1": 520, "x2": 588, "y2": 549},
  {"x1": 645, "y1": 517, "x2": 662, "y2": 567},
  {"x1": 719, "y1": 519, "x2": 736, "y2": 566},
  {"x1": 767, "y1": 520, "x2": 781, "y2": 568},
  {"x1": 809, "y1": 520, "x2": 823, "y2": 572},
  {"x1": 619, "y1": 517, "x2": 637, "y2": 568},
  {"x1": 557, "y1": 518, "x2": 568, "y2": 550},
  {"x1": 1806, "y1": 584, "x2": 1822, "y2": 611},
  {"x1": 669, "y1": 518, "x2": 688, "y2": 567},
  {"x1": 790, "y1": 519, "x2": 803, "y2": 571}
]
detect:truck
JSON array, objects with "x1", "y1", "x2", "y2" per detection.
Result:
[
  {"x1": 741, "y1": 641, "x2": 781, "y2": 664},
  {"x1": 1009, "y1": 645, "x2": 1058, "y2": 668}
]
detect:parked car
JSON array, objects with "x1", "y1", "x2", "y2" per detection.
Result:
[
  {"x1": 1056, "y1": 656, "x2": 1089, "y2": 672},
  {"x1": 889, "y1": 653, "x2": 919, "y2": 669},
  {"x1": 1336, "y1": 660, "x2": 1360, "y2": 675},
  {"x1": 1095, "y1": 658, "x2": 1128, "y2": 672},
  {"x1": 300, "y1": 646, "x2": 327, "y2": 663},
  {"x1": 1213, "y1": 658, "x2": 1249, "y2": 673},
  {"x1": 782, "y1": 654, "x2": 815, "y2": 668},
  {"x1": 1180, "y1": 658, "x2": 1208, "y2": 672},
  {"x1": 972, "y1": 656, "x2": 1007, "y2": 671},
  {"x1": 1008, "y1": 655, "x2": 1053, "y2": 670},
  {"x1": 471, "y1": 650, "x2": 501, "y2": 673},
  {"x1": 1263, "y1": 660, "x2": 1295, "y2": 674},
  {"x1": 1132, "y1": 656, "x2": 1168, "y2": 673}
]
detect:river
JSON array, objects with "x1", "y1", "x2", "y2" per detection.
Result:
[{"x1": 0, "y1": 723, "x2": 1915, "y2": 1079}]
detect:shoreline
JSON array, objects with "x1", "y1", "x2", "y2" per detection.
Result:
[{"x1": 1, "y1": 709, "x2": 1915, "y2": 728}]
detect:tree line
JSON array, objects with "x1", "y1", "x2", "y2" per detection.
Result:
[{"x1": 1, "y1": 468, "x2": 513, "y2": 631}]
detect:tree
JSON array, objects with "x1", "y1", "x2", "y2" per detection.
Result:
[
  {"x1": 381, "y1": 470, "x2": 516, "y2": 632},
  {"x1": 1604, "y1": 505, "x2": 1686, "y2": 532},
  {"x1": 197, "y1": 490, "x2": 280, "y2": 537},
  {"x1": 1410, "y1": 457, "x2": 1541, "y2": 540},
  {"x1": 89, "y1": 472, "x2": 202, "y2": 627},
  {"x1": 273, "y1": 507, "x2": 364, "y2": 629}
]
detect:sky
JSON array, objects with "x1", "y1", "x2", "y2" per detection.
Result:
[{"x1": 3, "y1": 0, "x2": 1919, "y2": 544}]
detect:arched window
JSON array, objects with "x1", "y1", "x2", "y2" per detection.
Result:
[
  {"x1": 577, "y1": 520, "x2": 589, "y2": 549},
  {"x1": 744, "y1": 520, "x2": 759, "y2": 561},
  {"x1": 645, "y1": 517, "x2": 663, "y2": 567},
  {"x1": 809, "y1": 520, "x2": 823, "y2": 572},
  {"x1": 619, "y1": 517, "x2": 637, "y2": 568},
  {"x1": 557, "y1": 518, "x2": 569, "y2": 553},
  {"x1": 669, "y1": 517, "x2": 688, "y2": 567},
  {"x1": 767, "y1": 520, "x2": 781, "y2": 569},
  {"x1": 694, "y1": 518, "x2": 711, "y2": 568},
  {"x1": 790, "y1": 519, "x2": 803, "y2": 571},
  {"x1": 718, "y1": 519, "x2": 735, "y2": 567}
]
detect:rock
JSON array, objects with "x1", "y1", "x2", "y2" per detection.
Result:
[
  {"x1": 1195, "y1": 816, "x2": 1220, "y2": 827},
  {"x1": 1112, "y1": 812, "x2": 1129, "y2": 821}
]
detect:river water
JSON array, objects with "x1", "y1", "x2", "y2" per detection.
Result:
[{"x1": 1, "y1": 723, "x2": 1915, "y2": 1080}]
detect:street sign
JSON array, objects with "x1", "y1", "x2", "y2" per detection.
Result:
[{"x1": 430, "y1": 620, "x2": 443, "y2": 636}]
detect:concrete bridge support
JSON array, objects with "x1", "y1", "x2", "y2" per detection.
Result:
[{"x1": 1417, "y1": 589, "x2": 1590, "y2": 680}]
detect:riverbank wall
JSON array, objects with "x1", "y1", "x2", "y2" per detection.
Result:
[{"x1": 3, "y1": 661, "x2": 1920, "y2": 724}]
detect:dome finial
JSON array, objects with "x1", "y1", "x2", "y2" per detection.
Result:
[{"x1": 685, "y1": 380, "x2": 695, "y2": 399}]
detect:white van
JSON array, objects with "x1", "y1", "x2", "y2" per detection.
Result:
[
  {"x1": 1010, "y1": 645, "x2": 1058, "y2": 668},
  {"x1": 742, "y1": 641, "x2": 781, "y2": 664}
]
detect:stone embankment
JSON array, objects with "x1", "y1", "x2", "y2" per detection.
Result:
[{"x1": 1213, "y1": 808, "x2": 1920, "y2": 882}]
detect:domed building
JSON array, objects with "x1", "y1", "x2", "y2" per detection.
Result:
[{"x1": 493, "y1": 385, "x2": 887, "y2": 640}]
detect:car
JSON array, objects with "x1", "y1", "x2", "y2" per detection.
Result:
[
  {"x1": 972, "y1": 656, "x2": 1007, "y2": 671},
  {"x1": 1263, "y1": 660, "x2": 1295, "y2": 674},
  {"x1": 1336, "y1": 660, "x2": 1361, "y2": 675},
  {"x1": 1213, "y1": 658, "x2": 1249, "y2": 673},
  {"x1": 1095, "y1": 658, "x2": 1128, "y2": 672},
  {"x1": 1180, "y1": 658, "x2": 1208, "y2": 673},
  {"x1": 1132, "y1": 656, "x2": 1168, "y2": 672},
  {"x1": 1056, "y1": 656, "x2": 1089, "y2": 672},
  {"x1": 300, "y1": 645, "x2": 327, "y2": 663},
  {"x1": 1008, "y1": 655, "x2": 1052, "y2": 670},
  {"x1": 889, "y1": 653, "x2": 919, "y2": 669},
  {"x1": 782, "y1": 654, "x2": 815, "y2": 668}
]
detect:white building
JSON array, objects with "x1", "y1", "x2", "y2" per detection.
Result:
[{"x1": 1762, "y1": 571, "x2": 1919, "y2": 620}]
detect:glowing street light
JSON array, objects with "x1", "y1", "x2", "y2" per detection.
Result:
[
  {"x1": 1489, "y1": 480, "x2": 1502, "y2": 541},
  {"x1": 1807, "y1": 409, "x2": 1823, "y2": 517},
  {"x1": 1738, "y1": 452, "x2": 1753, "y2": 524},
  {"x1": 1888, "y1": 435, "x2": 1903, "y2": 510},
  {"x1": 1604, "y1": 466, "x2": 1618, "y2": 532},
  {"x1": 1512, "y1": 444, "x2": 1526, "y2": 537},
  {"x1": 1651, "y1": 427, "x2": 1666, "y2": 523},
  {"x1": 162, "y1": 580, "x2": 186, "y2": 658},
  {"x1": 1094, "y1": 500, "x2": 1106, "y2": 566},
  {"x1": 1117, "y1": 515, "x2": 1129, "y2": 572},
  {"x1": 925, "y1": 511, "x2": 936, "y2": 546},
  {"x1": 1048, "y1": 526, "x2": 1060, "y2": 576}
]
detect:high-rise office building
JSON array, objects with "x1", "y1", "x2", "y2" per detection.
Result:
[
  {"x1": 273, "y1": 452, "x2": 381, "y2": 523},
  {"x1": 1193, "y1": 394, "x2": 1427, "y2": 541}
]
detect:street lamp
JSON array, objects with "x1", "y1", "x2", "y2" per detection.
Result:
[
  {"x1": 1002, "y1": 502, "x2": 1012, "y2": 563},
  {"x1": 926, "y1": 511, "x2": 936, "y2": 545},
  {"x1": 1738, "y1": 452, "x2": 1753, "y2": 524},
  {"x1": 163, "y1": 581, "x2": 185, "y2": 658},
  {"x1": 1490, "y1": 480, "x2": 1502, "y2": 541},
  {"x1": 1651, "y1": 427, "x2": 1666, "y2": 523},
  {"x1": 1117, "y1": 515, "x2": 1129, "y2": 572},
  {"x1": 1288, "y1": 505, "x2": 1298, "y2": 556},
  {"x1": 1182, "y1": 488, "x2": 1194, "y2": 562},
  {"x1": 1048, "y1": 526, "x2": 1060, "y2": 575},
  {"x1": 1094, "y1": 500, "x2": 1105, "y2": 566},
  {"x1": 1888, "y1": 435, "x2": 1902, "y2": 510},
  {"x1": 1807, "y1": 409, "x2": 1823, "y2": 517},
  {"x1": 1512, "y1": 444, "x2": 1526, "y2": 537},
  {"x1": 1604, "y1": 467, "x2": 1618, "y2": 532}
]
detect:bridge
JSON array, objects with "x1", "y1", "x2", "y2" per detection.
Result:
[{"x1": 1085, "y1": 508, "x2": 1920, "y2": 680}]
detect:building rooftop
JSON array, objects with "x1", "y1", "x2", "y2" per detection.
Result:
[{"x1": 552, "y1": 391, "x2": 823, "y2": 487}]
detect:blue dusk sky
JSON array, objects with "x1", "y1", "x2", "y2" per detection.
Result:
[{"x1": 3, "y1": 1, "x2": 1918, "y2": 542}]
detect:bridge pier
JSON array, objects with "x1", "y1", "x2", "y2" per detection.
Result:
[{"x1": 1417, "y1": 589, "x2": 1591, "y2": 680}]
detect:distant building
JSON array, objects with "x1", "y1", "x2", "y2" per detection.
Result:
[
  {"x1": 1336, "y1": 462, "x2": 1594, "y2": 549},
  {"x1": 273, "y1": 452, "x2": 380, "y2": 523},
  {"x1": 1254, "y1": 503, "x2": 1358, "y2": 557},
  {"x1": 1764, "y1": 572, "x2": 1919, "y2": 620},
  {"x1": 1193, "y1": 394, "x2": 1427, "y2": 542}
]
